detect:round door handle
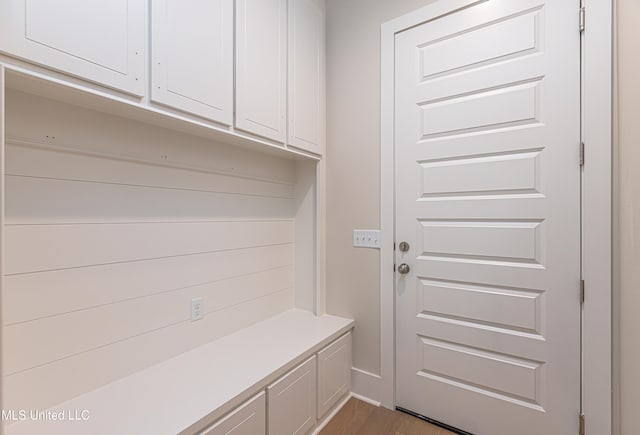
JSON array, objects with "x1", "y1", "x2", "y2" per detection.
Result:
[{"x1": 397, "y1": 263, "x2": 410, "y2": 274}]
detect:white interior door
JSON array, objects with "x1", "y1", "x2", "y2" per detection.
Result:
[{"x1": 394, "y1": 2, "x2": 581, "y2": 434}]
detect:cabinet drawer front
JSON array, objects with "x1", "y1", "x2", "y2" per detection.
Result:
[
  {"x1": 317, "y1": 332, "x2": 352, "y2": 418},
  {"x1": 199, "y1": 392, "x2": 266, "y2": 435},
  {"x1": 268, "y1": 356, "x2": 317, "y2": 435},
  {"x1": 0, "y1": 0, "x2": 146, "y2": 95},
  {"x1": 235, "y1": 0, "x2": 287, "y2": 143},
  {"x1": 151, "y1": 0, "x2": 234, "y2": 124}
]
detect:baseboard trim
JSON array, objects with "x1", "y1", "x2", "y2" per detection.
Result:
[
  {"x1": 350, "y1": 392, "x2": 381, "y2": 407},
  {"x1": 312, "y1": 368, "x2": 386, "y2": 434},
  {"x1": 313, "y1": 393, "x2": 352, "y2": 434},
  {"x1": 351, "y1": 367, "x2": 383, "y2": 404}
]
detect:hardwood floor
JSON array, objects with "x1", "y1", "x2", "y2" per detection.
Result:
[{"x1": 320, "y1": 398, "x2": 454, "y2": 435}]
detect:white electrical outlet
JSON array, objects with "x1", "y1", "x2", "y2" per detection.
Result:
[
  {"x1": 191, "y1": 298, "x2": 204, "y2": 321},
  {"x1": 353, "y1": 229, "x2": 381, "y2": 248}
]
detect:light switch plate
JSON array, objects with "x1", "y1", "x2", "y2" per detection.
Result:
[{"x1": 353, "y1": 230, "x2": 380, "y2": 248}]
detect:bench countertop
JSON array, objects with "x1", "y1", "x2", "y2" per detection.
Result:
[{"x1": 6, "y1": 309, "x2": 354, "y2": 435}]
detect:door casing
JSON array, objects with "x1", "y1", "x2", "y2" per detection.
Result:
[{"x1": 379, "y1": 1, "x2": 612, "y2": 433}]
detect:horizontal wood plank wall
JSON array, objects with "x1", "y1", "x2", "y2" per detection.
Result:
[{"x1": 2, "y1": 90, "x2": 297, "y2": 413}]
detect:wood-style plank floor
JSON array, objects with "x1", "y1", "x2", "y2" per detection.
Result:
[{"x1": 320, "y1": 398, "x2": 454, "y2": 435}]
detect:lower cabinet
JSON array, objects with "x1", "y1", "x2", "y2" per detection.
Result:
[
  {"x1": 199, "y1": 392, "x2": 265, "y2": 435},
  {"x1": 317, "y1": 332, "x2": 352, "y2": 419},
  {"x1": 268, "y1": 356, "x2": 317, "y2": 435},
  {"x1": 197, "y1": 332, "x2": 352, "y2": 435}
]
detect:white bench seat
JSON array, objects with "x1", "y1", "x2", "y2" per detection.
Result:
[{"x1": 6, "y1": 309, "x2": 354, "y2": 435}]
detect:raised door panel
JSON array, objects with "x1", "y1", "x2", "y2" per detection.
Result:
[
  {"x1": 151, "y1": 0, "x2": 233, "y2": 125},
  {"x1": 317, "y1": 332, "x2": 351, "y2": 418},
  {"x1": 199, "y1": 392, "x2": 266, "y2": 435},
  {"x1": 0, "y1": 0, "x2": 145, "y2": 95},
  {"x1": 268, "y1": 356, "x2": 317, "y2": 435},
  {"x1": 236, "y1": 0, "x2": 287, "y2": 143},
  {"x1": 288, "y1": 0, "x2": 325, "y2": 155}
]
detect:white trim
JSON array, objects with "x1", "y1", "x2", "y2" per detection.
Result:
[
  {"x1": 312, "y1": 391, "x2": 381, "y2": 435},
  {"x1": 379, "y1": 19, "x2": 395, "y2": 410},
  {"x1": 312, "y1": 393, "x2": 352, "y2": 434},
  {"x1": 0, "y1": 62, "x2": 319, "y2": 163},
  {"x1": 0, "y1": 63, "x2": 5, "y2": 435},
  {"x1": 380, "y1": 1, "x2": 613, "y2": 432},
  {"x1": 611, "y1": 4, "x2": 620, "y2": 434},
  {"x1": 350, "y1": 392, "x2": 381, "y2": 408},
  {"x1": 350, "y1": 367, "x2": 383, "y2": 404},
  {"x1": 316, "y1": 158, "x2": 326, "y2": 316},
  {"x1": 582, "y1": 1, "x2": 613, "y2": 433}
]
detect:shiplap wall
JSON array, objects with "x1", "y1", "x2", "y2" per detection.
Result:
[{"x1": 2, "y1": 89, "x2": 298, "y2": 413}]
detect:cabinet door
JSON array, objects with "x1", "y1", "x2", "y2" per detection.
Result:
[
  {"x1": 0, "y1": 0, "x2": 145, "y2": 96},
  {"x1": 199, "y1": 392, "x2": 266, "y2": 435},
  {"x1": 288, "y1": 0, "x2": 325, "y2": 155},
  {"x1": 236, "y1": 0, "x2": 287, "y2": 143},
  {"x1": 151, "y1": 0, "x2": 233, "y2": 125},
  {"x1": 268, "y1": 357, "x2": 317, "y2": 435},
  {"x1": 317, "y1": 332, "x2": 352, "y2": 418}
]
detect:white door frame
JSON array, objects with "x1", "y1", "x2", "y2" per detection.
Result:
[{"x1": 379, "y1": 1, "x2": 613, "y2": 433}]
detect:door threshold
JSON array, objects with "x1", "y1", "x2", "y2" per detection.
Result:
[{"x1": 395, "y1": 407, "x2": 474, "y2": 435}]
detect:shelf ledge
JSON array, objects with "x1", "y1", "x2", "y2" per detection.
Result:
[{"x1": 1, "y1": 64, "x2": 321, "y2": 163}]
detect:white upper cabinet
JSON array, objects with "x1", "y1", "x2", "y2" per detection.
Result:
[
  {"x1": 235, "y1": 0, "x2": 288, "y2": 143},
  {"x1": 151, "y1": 0, "x2": 233, "y2": 125},
  {"x1": 288, "y1": 0, "x2": 325, "y2": 155},
  {"x1": 0, "y1": 0, "x2": 326, "y2": 156},
  {"x1": 0, "y1": 0, "x2": 146, "y2": 96}
]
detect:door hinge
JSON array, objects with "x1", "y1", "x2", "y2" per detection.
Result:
[
  {"x1": 579, "y1": 141, "x2": 585, "y2": 167},
  {"x1": 579, "y1": 413, "x2": 585, "y2": 435},
  {"x1": 580, "y1": 280, "x2": 585, "y2": 304},
  {"x1": 579, "y1": 6, "x2": 585, "y2": 33}
]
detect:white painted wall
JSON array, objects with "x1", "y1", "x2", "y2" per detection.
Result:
[
  {"x1": 325, "y1": 0, "x2": 435, "y2": 377},
  {"x1": 615, "y1": 1, "x2": 639, "y2": 434}
]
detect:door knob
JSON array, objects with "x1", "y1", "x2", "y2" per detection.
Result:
[{"x1": 397, "y1": 263, "x2": 410, "y2": 274}]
